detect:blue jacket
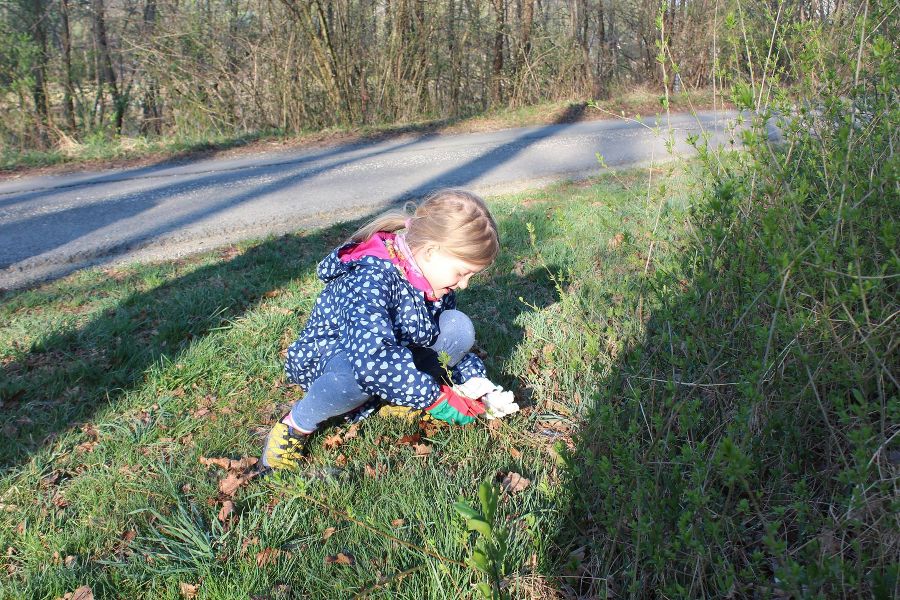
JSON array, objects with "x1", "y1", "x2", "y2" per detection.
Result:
[{"x1": 284, "y1": 242, "x2": 486, "y2": 409}]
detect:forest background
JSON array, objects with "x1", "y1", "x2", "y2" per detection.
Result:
[{"x1": 0, "y1": 0, "x2": 828, "y2": 165}]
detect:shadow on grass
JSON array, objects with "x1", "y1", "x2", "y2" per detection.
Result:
[
  {"x1": 0, "y1": 218, "x2": 369, "y2": 472},
  {"x1": 543, "y1": 235, "x2": 894, "y2": 596},
  {"x1": 0, "y1": 209, "x2": 562, "y2": 475}
]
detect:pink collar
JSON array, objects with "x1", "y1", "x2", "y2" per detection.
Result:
[{"x1": 339, "y1": 232, "x2": 437, "y2": 300}]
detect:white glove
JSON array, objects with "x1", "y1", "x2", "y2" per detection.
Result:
[
  {"x1": 455, "y1": 377, "x2": 520, "y2": 420},
  {"x1": 482, "y1": 389, "x2": 520, "y2": 420},
  {"x1": 454, "y1": 377, "x2": 497, "y2": 400}
]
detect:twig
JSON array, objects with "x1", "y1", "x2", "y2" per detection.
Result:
[{"x1": 353, "y1": 564, "x2": 425, "y2": 599}]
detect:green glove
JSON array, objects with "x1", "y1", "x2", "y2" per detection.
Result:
[{"x1": 425, "y1": 385, "x2": 486, "y2": 425}]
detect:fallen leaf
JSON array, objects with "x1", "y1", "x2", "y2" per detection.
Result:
[
  {"x1": 608, "y1": 233, "x2": 625, "y2": 249},
  {"x1": 199, "y1": 456, "x2": 258, "y2": 471},
  {"x1": 218, "y1": 501, "x2": 235, "y2": 523},
  {"x1": 335, "y1": 453, "x2": 348, "y2": 467},
  {"x1": 322, "y1": 527, "x2": 336, "y2": 540},
  {"x1": 179, "y1": 582, "x2": 199, "y2": 599},
  {"x1": 64, "y1": 555, "x2": 76, "y2": 568},
  {"x1": 321, "y1": 433, "x2": 344, "y2": 449},
  {"x1": 391, "y1": 519, "x2": 405, "y2": 528},
  {"x1": 344, "y1": 424, "x2": 360, "y2": 440},
  {"x1": 256, "y1": 548, "x2": 287, "y2": 566},
  {"x1": 509, "y1": 448, "x2": 522, "y2": 460},
  {"x1": 40, "y1": 470, "x2": 62, "y2": 489},
  {"x1": 56, "y1": 586, "x2": 93, "y2": 600},
  {"x1": 397, "y1": 434, "x2": 421, "y2": 446},
  {"x1": 263, "y1": 290, "x2": 281, "y2": 298},
  {"x1": 500, "y1": 472, "x2": 531, "y2": 494},
  {"x1": 75, "y1": 441, "x2": 97, "y2": 454},
  {"x1": 218, "y1": 473, "x2": 253, "y2": 498},
  {"x1": 325, "y1": 552, "x2": 354, "y2": 566},
  {"x1": 240, "y1": 536, "x2": 259, "y2": 555},
  {"x1": 364, "y1": 464, "x2": 385, "y2": 479},
  {"x1": 412, "y1": 444, "x2": 431, "y2": 457},
  {"x1": 80, "y1": 423, "x2": 99, "y2": 439}
]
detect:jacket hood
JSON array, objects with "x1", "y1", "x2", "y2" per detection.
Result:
[{"x1": 316, "y1": 244, "x2": 356, "y2": 283}]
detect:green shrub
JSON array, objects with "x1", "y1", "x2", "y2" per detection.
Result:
[{"x1": 548, "y1": 2, "x2": 897, "y2": 597}]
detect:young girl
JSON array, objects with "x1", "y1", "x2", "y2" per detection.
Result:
[{"x1": 262, "y1": 189, "x2": 500, "y2": 470}]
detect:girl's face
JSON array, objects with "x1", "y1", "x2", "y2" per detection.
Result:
[{"x1": 414, "y1": 246, "x2": 486, "y2": 299}]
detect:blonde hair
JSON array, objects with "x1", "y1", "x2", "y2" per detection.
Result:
[{"x1": 350, "y1": 189, "x2": 499, "y2": 266}]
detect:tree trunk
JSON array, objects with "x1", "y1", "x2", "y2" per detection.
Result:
[
  {"x1": 60, "y1": 0, "x2": 77, "y2": 131},
  {"x1": 521, "y1": 0, "x2": 534, "y2": 61},
  {"x1": 92, "y1": 0, "x2": 125, "y2": 132},
  {"x1": 140, "y1": 0, "x2": 162, "y2": 135},
  {"x1": 29, "y1": 0, "x2": 51, "y2": 146},
  {"x1": 491, "y1": 0, "x2": 505, "y2": 106},
  {"x1": 594, "y1": 0, "x2": 608, "y2": 99},
  {"x1": 447, "y1": 0, "x2": 461, "y2": 116}
]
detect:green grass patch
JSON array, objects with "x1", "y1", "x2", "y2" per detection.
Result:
[
  {"x1": 0, "y1": 168, "x2": 690, "y2": 598},
  {"x1": 2, "y1": 122, "x2": 894, "y2": 596}
]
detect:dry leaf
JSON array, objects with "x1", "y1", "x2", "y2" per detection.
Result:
[
  {"x1": 608, "y1": 233, "x2": 625, "y2": 249},
  {"x1": 344, "y1": 424, "x2": 359, "y2": 440},
  {"x1": 56, "y1": 586, "x2": 93, "y2": 600},
  {"x1": 263, "y1": 290, "x2": 281, "y2": 298},
  {"x1": 256, "y1": 548, "x2": 285, "y2": 567},
  {"x1": 240, "y1": 536, "x2": 259, "y2": 555},
  {"x1": 418, "y1": 420, "x2": 443, "y2": 436},
  {"x1": 325, "y1": 552, "x2": 354, "y2": 566},
  {"x1": 321, "y1": 433, "x2": 344, "y2": 449},
  {"x1": 179, "y1": 582, "x2": 199, "y2": 599},
  {"x1": 335, "y1": 453, "x2": 348, "y2": 467},
  {"x1": 75, "y1": 441, "x2": 97, "y2": 454},
  {"x1": 40, "y1": 470, "x2": 62, "y2": 489},
  {"x1": 364, "y1": 464, "x2": 385, "y2": 479},
  {"x1": 390, "y1": 519, "x2": 405, "y2": 528},
  {"x1": 218, "y1": 473, "x2": 250, "y2": 498},
  {"x1": 500, "y1": 472, "x2": 531, "y2": 494},
  {"x1": 412, "y1": 444, "x2": 431, "y2": 457},
  {"x1": 509, "y1": 448, "x2": 522, "y2": 460},
  {"x1": 397, "y1": 434, "x2": 421, "y2": 446},
  {"x1": 322, "y1": 527, "x2": 336, "y2": 540},
  {"x1": 80, "y1": 423, "x2": 99, "y2": 439},
  {"x1": 217, "y1": 501, "x2": 235, "y2": 523},
  {"x1": 199, "y1": 456, "x2": 258, "y2": 471},
  {"x1": 64, "y1": 555, "x2": 76, "y2": 568}
]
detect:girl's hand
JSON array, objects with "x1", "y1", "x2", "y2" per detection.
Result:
[
  {"x1": 425, "y1": 385, "x2": 486, "y2": 425},
  {"x1": 454, "y1": 377, "x2": 497, "y2": 400}
]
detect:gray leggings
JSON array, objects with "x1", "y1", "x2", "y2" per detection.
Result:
[{"x1": 290, "y1": 309, "x2": 475, "y2": 432}]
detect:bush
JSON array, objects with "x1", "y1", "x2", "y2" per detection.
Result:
[{"x1": 549, "y1": 3, "x2": 898, "y2": 597}]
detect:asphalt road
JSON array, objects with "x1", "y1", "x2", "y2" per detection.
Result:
[{"x1": 0, "y1": 110, "x2": 738, "y2": 290}]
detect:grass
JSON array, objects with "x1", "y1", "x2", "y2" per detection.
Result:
[
  {"x1": 0, "y1": 87, "x2": 721, "y2": 175},
  {"x1": 0, "y1": 166, "x2": 690, "y2": 598},
  {"x1": 1, "y1": 109, "x2": 895, "y2": 596}
]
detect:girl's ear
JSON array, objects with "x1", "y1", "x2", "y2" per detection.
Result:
[{"x1": 421, "y1": 243, "x2": 440, "y2": 261}]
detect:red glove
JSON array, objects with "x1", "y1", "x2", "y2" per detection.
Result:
[{"x1": 425, "y1": 385, "x2": 486, "y2": 425}]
